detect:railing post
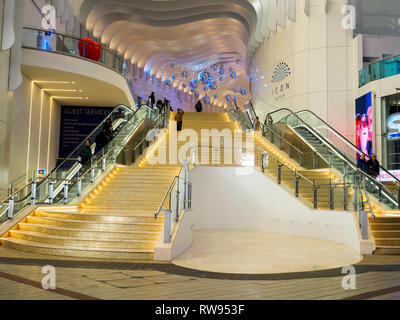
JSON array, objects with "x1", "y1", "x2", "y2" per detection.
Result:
[
  {"x1": 7, "y1": 196, "x2": 15, "y2": 220},
  {"x1": 330, "y1": 180, "x2": 334, "y2": 210},
  {"x1": 289, "y1": 146, "x2": 294, "y2": 159},
  {"x1": 295, "y1": 172, "x2": 299, "y2": 198},
  {"x1": 48, "y1": 181, "x2": 54, "y2": 204},
  {"x1": 261, "y1": 154, "x2": 266, "y2": 173},
  {"x1": 77, "y1": 178, "x2": 82, "y2": 197},
  {"x1": 344, "y1": 185, "x2": 348, "y2": 211},
  {"x1": 270, "y1": 130, "x2": 274, "y2": 143},
  {"x1": 361, "y1": 211, "x2": 369, "y2": 240},
  {"x1": 163, "y1": 209, "x2": 172, "y2": 243},
  {"x1": 139, "y1": 143, "x2": 143, "y2": 155},
  {"x1": 122, "y1": 149, "x2": 127, "y2": 165},
  {"x1": 378, "y1": 185, "x2": 383, "y2": 202},
  {"x1": 101, "y1": 149, "x2": 106, "y2": 171},
  {"x1": 343, "y1": 162, "x2": 348, "y2": 181},
  {"x1": 328, "y1": 152, "x2": 332, "y2": 168},
  {"x1": 131, "y1": 148, "x2": 136, "y2": 164},
  {"x1": 112, "y1": 148, "x2": 117, "y2": 163},
  {"x1": 313, "y1": 153, "x2": 318, "y2": 169},
  {"x1": 175, "y1": 178, "x2": 180, "y2": 222},
  {"x1": 279, "y1": 138, "x2": 284, "y2": 150},
  {"x1": 31, "y1": 180, "x2": 37, "y2": 205},
  {"x1": 398, "y1": 187, "x2": 400, "y2": 210},
  {"x1": 63, "y1": 182, "x2": 69, "y2": 204},
  {"x1": 353, "y1": 184, "x2": 358, "y2": 212},
  {"x1": 277, "y1": 164, "x2": 282, "y2": 185},
  {"x1": 91, "y1": 165, "x2": 95, "y2": 184},
  {"x1": 313, "y1": 181, "x2": 318, "y2": 209},
  {"x1": 300, "y1": 153, "x2": 304, "y2": 167}
]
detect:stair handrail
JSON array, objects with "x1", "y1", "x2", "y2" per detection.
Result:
[
  {"x1": 227, "y1": 102, "x2": 307, "y2": 158},
  {"x1": 267, "y1": 107, "x2": 399, "y2": 206}
]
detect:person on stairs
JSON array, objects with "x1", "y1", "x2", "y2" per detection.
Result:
[
  {"x1": 175, "y1": 109, "x2": 184, "y2": 132},
  {"x1": 195, "y1": 100, "x2": 203, "y2": 113}
]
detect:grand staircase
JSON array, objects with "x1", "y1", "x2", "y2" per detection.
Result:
[
  {"x1": 0, "y1": 166, "x2": 180, "y2": 259},
  {"x1": 3, "y1": 111, "x2": 400, "y2": 257}
]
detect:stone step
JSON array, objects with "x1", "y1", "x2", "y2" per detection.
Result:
[{"x1": 0, "y1": 238, "x2": 154, "y2": 260}]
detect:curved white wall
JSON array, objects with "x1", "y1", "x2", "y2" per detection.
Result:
[
  {"x1": 251, "y1": 0, "x2": 355, "y2": 142},
  {"x1": 191, "y1": 166, "x2": 361, "y2": 252}
]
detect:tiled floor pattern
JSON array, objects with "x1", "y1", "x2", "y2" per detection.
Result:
[{"x1": 0, "y1": 248, "x2": 400, "y2": 300}]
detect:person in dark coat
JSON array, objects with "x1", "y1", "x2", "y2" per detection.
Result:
[
  {"x1": 367, "y1": 153, "x2": 380, "y2": 178},
  {"x1": 195, "y1": 100, "x2": 203, "y2": 113},
  {"x1": 357, "y1": 154, "x2": 369, "y2": 174},
  {"x1": 175, "y1": 109, "x2": 184, "y2": 131},
  {"x1": 80, "y1": 140, "x2": 93, "y2": 165},
  {"x1": 103, "y1": 118, "x2": 113, "y2": 142},
  {"x1": 149, "y1": 92, "x2": 156, "y2": 108}
]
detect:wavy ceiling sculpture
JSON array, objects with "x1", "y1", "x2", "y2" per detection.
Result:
[{"x1": 77, "y1": 0, "x2": 303, "y2": 107}]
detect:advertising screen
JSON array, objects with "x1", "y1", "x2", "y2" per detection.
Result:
[{"x1": 355, "y1": 92, "x2": 373, "y2": 159}]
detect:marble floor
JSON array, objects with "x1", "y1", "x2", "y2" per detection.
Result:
[
  {"x1": 0, "y1": 247, "x2": 399, "y2": 300},
  {"x1": 172, "y1": 230, "x2": 362, "y2": 274}
]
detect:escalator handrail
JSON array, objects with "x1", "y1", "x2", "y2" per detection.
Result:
[
  {"x1": 295, "y1": 109, "x2": 400, "y2": 185},
  {"x1": 0, "y1": 104, "x2": 148, "y2": 208},
  {"x1": 48, "y1": 104, "x2": 136, "y2": 178},
  {"x1": 267, "y1": 108, "x2": 399, "y2": 205}
]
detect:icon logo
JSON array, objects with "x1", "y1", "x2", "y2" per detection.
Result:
[{"x1": 272, "y1": 62, "x2": 291, "y2": 83}]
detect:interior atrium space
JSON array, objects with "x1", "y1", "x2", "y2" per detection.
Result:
[{"x1": 1, "y1": 0, "x2": 400, "y2": 311}]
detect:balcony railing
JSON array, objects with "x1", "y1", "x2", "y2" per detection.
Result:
[
  {"x1": 359, "y1": 54, "x2": 400, "y2": 87},
  {"x1": 22, "y1": 27, "x2": 129, "y2": 77}
]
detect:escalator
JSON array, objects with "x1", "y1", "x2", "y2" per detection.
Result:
[
  {"x1": 0, "y1": 102, "x2": 164, "y2": 224},
  {"x1": 267, "y1": 108, "x2": 400, "y2": 210}
]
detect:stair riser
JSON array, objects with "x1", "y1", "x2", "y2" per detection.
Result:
[
  {"x1": 26, "y1": 218, "x2": 163, "y2": 232},
  {"x1": 18, "y1": 224, "x2": 159, "y2": 240},
  {"x1": 8, "y1": 232, "x2": 155, "y2": 250},
  {"x1": 33, "y1": 213, "x2": 161, "y2": 223},
  {"x1": 0, "y1": 240, "x2": 154, "y2": 260}
]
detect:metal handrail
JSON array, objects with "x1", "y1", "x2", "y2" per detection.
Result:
[
  {"x1": 267, "y1": 107, "x2": 399, "y2": 204},
  {"x1": 273, "y1": 107, "x2": 400, "y2": 185},
  {"x1": 254, "y1": 146, "x2": 314, "y2": 185},
  {"x1": 154, "y1": 176, "x2": 179, "y2": 219},
  {"x1": 0, "y1": 104, "x2": 158, "y2": 212},
  {"x1": 228, "y1": 102, "x2": 306, "y2": 157},
  {"x1": 294, "y1": 109, "x2": 400, "y2": 184}
]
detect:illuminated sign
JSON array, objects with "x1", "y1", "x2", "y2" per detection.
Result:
[{"x1": 387, "y1": 112, "x2": 400, "y2": 141}]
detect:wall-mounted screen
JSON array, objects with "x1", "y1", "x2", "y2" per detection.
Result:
[{"x1": 355, "y1": 92, "x2": 373, "y2": 159}]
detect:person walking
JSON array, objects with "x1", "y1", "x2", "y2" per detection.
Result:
[
  {"x1": 195, "y1": 100, "x2": 203, "y2": 113},
  {"x1": 175, "y1": 109, "x2": 184, "y2": 132},
  {"x1": 254, "y1": 116, "x2": 261, "y2": 132},
  {"x1": 149, "y1": 92, "x2": 156, "y2": 108}
]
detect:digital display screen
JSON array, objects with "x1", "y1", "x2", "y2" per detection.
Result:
[{"x1": 355, "y1": 92, "x2": 373, "y2": 159}]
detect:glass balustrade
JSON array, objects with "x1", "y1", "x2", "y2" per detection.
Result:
[
  {"x1": 22, "y1": 27, "x2": 129, "y2": 77},
  {"x1": 359, "y1": 54, "x2": 400, "y2": 87}
]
